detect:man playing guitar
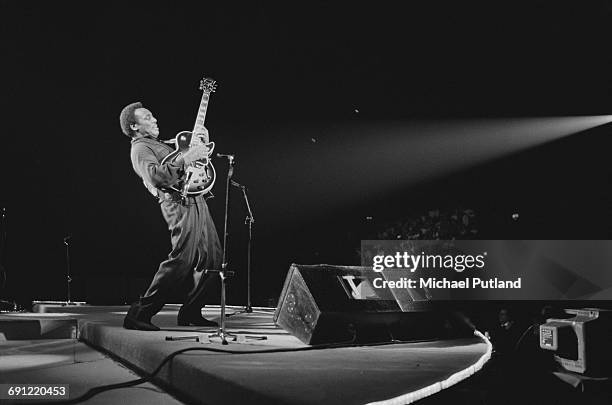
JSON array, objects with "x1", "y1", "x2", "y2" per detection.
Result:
[{"x1": 119, "y1": 101, "x2": 222, "y2": 330}]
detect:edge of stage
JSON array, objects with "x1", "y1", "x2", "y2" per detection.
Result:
[{"x1": 8, "y1": 303, "x2": 492, "y2": 405}]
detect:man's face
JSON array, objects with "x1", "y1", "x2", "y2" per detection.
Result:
[{"x1": 132, "y1": 108, "x2": 159, "y2": 138}]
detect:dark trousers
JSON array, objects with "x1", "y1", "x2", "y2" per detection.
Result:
[{"x1": 138, "y1": 195, "x2": 223, "y2": 318}]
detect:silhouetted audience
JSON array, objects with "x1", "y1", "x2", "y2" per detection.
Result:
[{"x1": 372, "y1": 207, "x2": 478, "y2": 241}]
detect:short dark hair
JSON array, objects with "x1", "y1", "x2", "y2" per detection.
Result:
[{"x1": 119, "y1": 101, "x2": 143, "y2": 137}]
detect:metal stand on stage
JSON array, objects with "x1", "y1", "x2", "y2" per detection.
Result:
[
  {"x1": 226, "y1": 180, "x2": 268, "y2": 318},
  {"x1": 37, "y1": 235, "x2": 82, "y2": 308},
  {"x1": 207, "y1": 153, "x2": 238, "y2": 345},
  {"x1": 31, "y1": 236, "x2": 85, "y2": 310},
  {"x1": 205, "y1": 153, "x2": 266, "y2": 344},
  {"x1": 63, "y1": 235, "x2": 78, "y2": 305}
]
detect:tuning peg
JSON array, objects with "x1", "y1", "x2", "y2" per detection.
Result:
[{"x1": 199, "y1": 77, "x2": 218, "y2": 92}]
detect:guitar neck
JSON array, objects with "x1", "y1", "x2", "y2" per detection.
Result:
[{"x1": 191, "y1": 91, "x2": 211, "y2": 144}]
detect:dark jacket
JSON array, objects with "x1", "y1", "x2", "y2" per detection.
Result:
[{"x1": 130, "y1": 136, "x2": 184, "y2": 197}]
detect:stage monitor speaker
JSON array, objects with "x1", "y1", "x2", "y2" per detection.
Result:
[{"x1": 273, "y1": 264, "x2": 469, "y2": 345}]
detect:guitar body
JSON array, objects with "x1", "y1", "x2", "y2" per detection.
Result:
[
  {"x1": 161, "y1": 130, "x2": 216, "y2": 196},
  {"x1": 161, "y1": 76, "x2": 219, "y2": 197}
]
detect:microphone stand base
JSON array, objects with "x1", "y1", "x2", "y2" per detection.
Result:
[
  {"x1": 225, "y1": 306, "x2": 273, "y2": 320},
  {"x1": 208, "y1": 329, "x2": 238, "y2": 345}
]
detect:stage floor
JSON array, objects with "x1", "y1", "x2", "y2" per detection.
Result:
[
  {"x1": 0, "y1": 337, "x2": 186, "y2": 404},
  {"x1": 13, "y1": 304, "x2": 491, "y2": 405}
]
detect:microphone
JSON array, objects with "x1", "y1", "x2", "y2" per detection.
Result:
[
  {"x1": 217, "y1": 153, "x2": 235, "y2": 164},
  {"x1": 63, "y1": 235, "x2": 72, "y2": 245}
]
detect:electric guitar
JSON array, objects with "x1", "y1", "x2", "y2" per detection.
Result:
[{"x1": 162, "y1": 77, "x2": 217, "y2": 197}]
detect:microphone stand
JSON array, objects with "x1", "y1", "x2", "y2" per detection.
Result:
[
  {"x1": 226, "y1": 182, "x2": 268, "y2": 317},
  {"x1": 208, "y1": 153, "x2": 237, "y2": 345},
  {"x1": 63, "y1": 235, "x2": 76, "y2": 305},
  {"x1": 241, "y1": 184, "x2": 254, "y2": 313}
]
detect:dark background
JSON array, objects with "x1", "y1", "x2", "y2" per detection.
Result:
[{"x1": 1, "y1": 1, "x2": 612, "y2": 305}]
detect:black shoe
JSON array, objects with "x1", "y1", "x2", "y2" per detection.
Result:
[
  {"x1": 177, "y1": 309, "x2": 218, "y2": 327},
  {"x1": 123, "y1": 301, "x2": 161, "y2": 331},
  {"x1": 123, "y1": 316, "x2": 160, "y2": 331}
]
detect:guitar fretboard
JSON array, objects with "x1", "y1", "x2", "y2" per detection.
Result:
[{"x1": 191, "y1": 92, "x2": 210, "y2": 145}]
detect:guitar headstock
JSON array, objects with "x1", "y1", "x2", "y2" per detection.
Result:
[{"x1": 199, "y1": 77, "x2": 217, "y2": 94}]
